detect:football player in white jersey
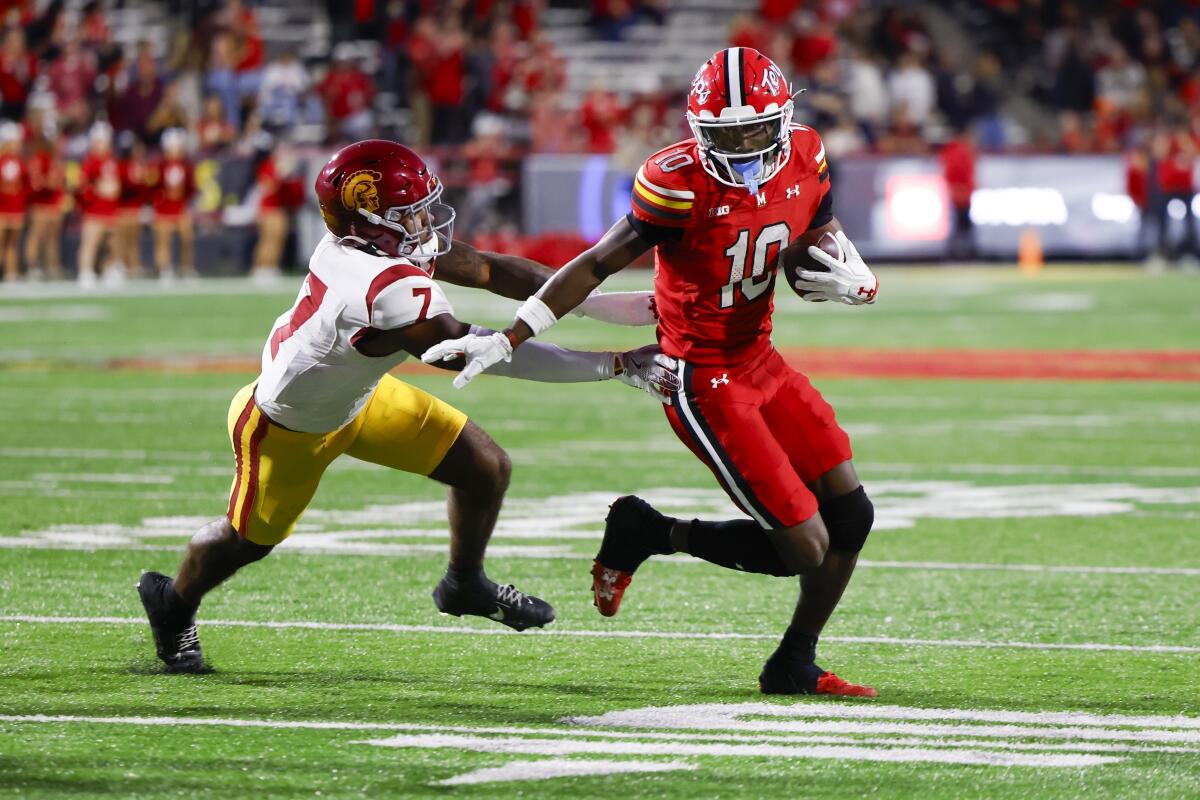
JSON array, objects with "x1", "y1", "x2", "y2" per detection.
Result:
[{"x1": 136, "y1": 140, "x2": 674, "y2": 673}]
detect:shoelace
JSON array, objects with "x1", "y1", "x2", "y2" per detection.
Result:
[
  {"x1": 174, "y1": 624, "x2": 200, "y2": 654},
  {"x1": 495, "y1": 584, "x2": 528, "y2": 607}
]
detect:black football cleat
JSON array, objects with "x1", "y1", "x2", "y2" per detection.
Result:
[
  {"x1": 759, "y1": 649, "x2": 877, "y2": 697},
  {"x1": 592, "y1": 495, "x2": 673, "y2": 616},
  {"x1": 136, "y1": 571, "x2": 208, "y2": 674},
  {"x1": 432, "y1": 573, "x2": 555, "y2": 632}
]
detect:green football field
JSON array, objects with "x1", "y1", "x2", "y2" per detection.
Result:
[{"x1": 1, "y1": 267, "x2": 1198, "y2": 798}]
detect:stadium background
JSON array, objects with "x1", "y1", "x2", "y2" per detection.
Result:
[{"x1": 2, "y1": 0, "x2": 1200, "y2": 279}]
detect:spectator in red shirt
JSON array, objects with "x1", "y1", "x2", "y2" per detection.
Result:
[
  {"x1": 1125, "y1": 143, "x2": 1152, "y2": 259},
  {"x1": 426, "y1": 17, "x2": 470, "y2": 144},
  {"x1": 791, "y1": 15, "x2": 838, "y2": 77},
  {"x1": 77, "y1": 121, "x2": 122, "y2": 287},
  {"x1": 317, "y1": 45, "x2": 376, "y2": 142},
  {"x1": 1152, "y1": 123, "x2": 1199, "y2": 263},
  {"x1": 115, "y1": 131, "x2": 152, "y2": 276},
  {"x1": 197, "y1": 94, "x2": 236, "y2": 154},
  {"x1": 110, "y1": 42, "x2": 164, "y2": 144},
  {"x1": 485, "y1": 21, "x2": 522, "y2": 113},
  {"x1": 579, "y1": 87, "x2": 624, "y2": 154},
  {"x1": 939, "y1": 129, "x2": 976, "y2": 260},
  {"x1": 48, "y1": 36, "x2": 99, "y2": 132},
  {"x1": 0, "y1": 120, "x2": 27, "y2": 281},
  {"x1": 0, "y1": 27, "x2": 36, "y2": 120},
  {"x1": 24, "y1": 111, "x2": 67, "y2": 280},
  {"x1": 251, "y1": 146, "x2": 301, "y2": 279},
  {"x1": 151, "y1": 128, "x2": 197, "y2": 280}
]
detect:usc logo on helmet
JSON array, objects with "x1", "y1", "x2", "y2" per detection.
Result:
[{"x1": 340, "y1": 170, "x2": 382, "y2": 213}]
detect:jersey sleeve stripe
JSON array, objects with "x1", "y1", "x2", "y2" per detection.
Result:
[
  {"x1": 631, "y1": 193, "x2": 691, "y2": 224},
  {"x1": 635, "y1": 166, "x2": 695, "y2": 200},
  {"x1": 814, "y1": 144, "x2": 826, "y2": 163},
  {"x1": 633, "y1": 177, "x2": 693, "y2": 210}
]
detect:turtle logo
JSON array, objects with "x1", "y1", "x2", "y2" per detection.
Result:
[
  {"x1": 341, "y1": 170, "x2": 382, "y2": 213},
  {"x1": 691, "y1": 72, "x2": 711, "y2": 105}
]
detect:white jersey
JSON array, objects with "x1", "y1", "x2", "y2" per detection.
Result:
[{"x1": 254, "y1": 233, "x2": 453, "y2": 433}]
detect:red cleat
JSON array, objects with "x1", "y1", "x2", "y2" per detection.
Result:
[
  {"x1": 591, "y1": 560, "x2": 633, "y2": 617},
  {"x1": 814, "y1": 672, "x2": 878, "y2": 697}
]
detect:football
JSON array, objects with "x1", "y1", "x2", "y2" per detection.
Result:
[{"x1": 780, "y1": 231, "x2": 843, "y2": 298}]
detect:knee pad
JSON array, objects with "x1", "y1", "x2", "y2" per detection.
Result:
[{"x1": 820, "y1": 486, "x2": 874, "y2": 553}]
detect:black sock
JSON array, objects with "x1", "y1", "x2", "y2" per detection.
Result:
[
  {"x1": 684, "y1": 518, "x2": 792, "y2": 577},
  {"x1": 778, "y1": 624, "x2": 819, "y2": 664},
  {"x1": 641, "y1": 507, "x2": 675, "y2": 555},
  {"x1": 446, "y1": 564, "x2": 486, "y2": 584}
]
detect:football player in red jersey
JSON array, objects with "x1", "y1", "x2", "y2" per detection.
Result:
[{"x1": 425, "y1": 48, "x2": 880, "y2": 697}]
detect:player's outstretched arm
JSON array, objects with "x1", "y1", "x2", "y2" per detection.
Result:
[
  {"x1": 418, "y1": 218, "x2": 654, "y2": 388},
  {"x1": 788, "y1": 217, "x2": 879, "y2": 305},
  {"x1": 507, "y1": 216, "x2": 653, "y2": 344},
  {"x1": 434, "y1": 240, "x2": 555, "y2": 300},
  {"x1": 360, "y1": 313, "x2": 677, "y2": 401},
  {"x1": 435, "y1": 238, "x2": 656, "y2": 326}
]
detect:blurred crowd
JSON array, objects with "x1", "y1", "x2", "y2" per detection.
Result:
[{"x1": 1, "y1": 0, "x2": 1199, "y2": 283}]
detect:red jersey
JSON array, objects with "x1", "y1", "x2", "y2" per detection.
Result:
[
  {"x1": 29, "y1": 149, "x2": 65, "y2": 208},
  {"x1": 631, "y1": 126, "x2": 831, "y2": 365},
  {"x1": 118, "y1": 158, "x2": 152, "y2": 210},
  {"x1": 152, "y1": 157, "x2": 194, "y2": 217},
  {"x1": 0, "y1": 153, "x2": 27, "y2": 216},
  {"x1": 79, "y1": 154, "x2": 122, "y2": 218}
]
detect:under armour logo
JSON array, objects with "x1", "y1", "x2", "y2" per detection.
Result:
[
  {"x1": 786, "y1": 184, "x2": 801, "y2": 199},
  {"x1": 711, "y1": 374, "x2": 730, "y2": 388},
  {"x1": 857, "y1": 283, "x2": 878, "y2": 302}
]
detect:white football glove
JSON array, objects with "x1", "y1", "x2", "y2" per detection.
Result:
[
  {"x1": 793, "y1": 230, "x2": 879, "y2": 305},
  {"x1": 421, "y1": 331, "x2": 513, "y2": 389},
  {"x1": 613, "y1": 344, "x2": 679, "y2": 404}
]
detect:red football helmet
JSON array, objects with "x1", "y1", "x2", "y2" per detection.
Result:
[
  {"x1": 314, "y1": 139, "x2": 455, "y2": 264},
  {"x1": 686, "y1": 47, "x2": 795, "y2": 193}
]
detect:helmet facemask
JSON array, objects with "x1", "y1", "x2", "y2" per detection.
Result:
[
  {"x1": 688, "y1": 101, "x2": 793, "y2": 194},
  {"x1": 356, "y1": 179, "x2": 456, "y2": 267}
]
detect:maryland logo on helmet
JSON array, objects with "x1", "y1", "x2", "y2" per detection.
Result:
[{"x1": 340, "y1": 169, "x2": 382, "y2": 213}]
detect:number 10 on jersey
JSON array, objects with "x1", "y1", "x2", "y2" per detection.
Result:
[{"x1": 720, "y1": 222, "x2": 791, "y2": 309}]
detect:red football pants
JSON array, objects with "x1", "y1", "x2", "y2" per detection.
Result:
[{"x1": 663, "y1": 346, "x2": 853, "y2": 529}]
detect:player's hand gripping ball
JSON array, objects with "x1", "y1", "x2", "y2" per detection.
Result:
[{"x1": 781, "y1": 230, "x2": 878, "y2": 305}]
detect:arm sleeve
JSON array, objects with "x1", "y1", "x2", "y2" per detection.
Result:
[
  {"x1": 573, "y1": 290, "x2": 657, "y2": 326},
  {"x1": 371, "y1": 274, "x2": 455, "y2": 330},
  {"x1": 468, "y1": 325, "x2": 614, "y2": 382}
]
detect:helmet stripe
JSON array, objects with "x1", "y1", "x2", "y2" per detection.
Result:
[{"x1": 726, "y1": 47, "x2": 743, "y2": 106}]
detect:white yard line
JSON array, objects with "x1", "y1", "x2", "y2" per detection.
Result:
[
  {"x1": 856, "y1": 560, "x2": 1200, "y2": 577},
  {"x1": 0, "y1": 714, "x2": 1127, "y2": 768},
  {"x1": 2, "y1": 533, "x2": 1197, "y2": 578},
  {"x1": 0, "y1": 447, "x2": 219, "y2": 462},
  {"x1": 359, "y1": 732, "x2": 1120, "y2": 767},
  {"x1": 862, "y1": 462, "x2": 1200, "y2": 479},
  {"x1": 1, "y1": 615, "x2": 1196, "y2": 654}
]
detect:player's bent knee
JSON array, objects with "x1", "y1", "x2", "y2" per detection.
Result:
[
  {"x1": 769, "y1": 521, "x2": 828, "y2": 574},
  {"x1": 821, "y1": 486, "x2": 874, "y2": 553}
]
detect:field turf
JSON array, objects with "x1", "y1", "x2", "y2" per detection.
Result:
[{"x1": 1, "y1": 267, "x2": 1198, "y2": 798}]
